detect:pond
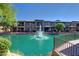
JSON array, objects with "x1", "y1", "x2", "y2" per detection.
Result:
[{"x1": 1, "y1": 34, "x2": 54, "y2": 56}]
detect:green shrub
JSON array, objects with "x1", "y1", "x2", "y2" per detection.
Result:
[
  {"x1": 0, "y1": 37, "x2": 11, "y2": 56},
  {"x1": 55, "y1": 23, "x2": 65, "y2": 32}
]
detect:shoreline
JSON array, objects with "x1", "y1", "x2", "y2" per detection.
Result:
[{"x1": 7, "y1": 50, "x2": 21, "y2": 56}]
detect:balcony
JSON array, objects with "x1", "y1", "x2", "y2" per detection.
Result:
[{"x1": 17, "y1": 22, "x2": 24, "y2": 26}]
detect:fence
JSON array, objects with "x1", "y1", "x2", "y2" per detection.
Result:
[{"x1": 54, "y1": 32, "x2": 79, "y2": 56}]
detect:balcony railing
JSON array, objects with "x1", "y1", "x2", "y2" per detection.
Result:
[{"x1": 54, "y1": 32, "x2": 79, "y2": 56}]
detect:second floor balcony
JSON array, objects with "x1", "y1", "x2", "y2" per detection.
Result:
[{"x1": 17, "y1": 22, "x2": 24, "y2": 26}]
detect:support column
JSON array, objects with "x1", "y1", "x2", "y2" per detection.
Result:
[
  {"x1": 16, "y1": 27, "x2": 18, "y2": 32},
  {"x1": 24, "y1": 22, "x2": 26, "y2": 32}
]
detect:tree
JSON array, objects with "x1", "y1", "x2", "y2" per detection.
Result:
[
  {"x1": 55, "y1": 23, "x2": 65, "y2": 32},
  {"x1": 0, "y1": 3, "x2": 16, "y2": 32},
  {"x1": 0, "y1": 37, "x2": 11, "y2": 56}
]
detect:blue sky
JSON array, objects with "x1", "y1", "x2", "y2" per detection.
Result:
[{"x1": 12, "y1": 3, "x2": 79, "y2": 21}]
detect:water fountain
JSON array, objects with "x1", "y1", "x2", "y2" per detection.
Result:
[
  {"x1": 33, "y1": 25, "x2": 49, "y2": 40},
  {"x1": 31, "y1": 25, "x2": 50, "y2": 55}
]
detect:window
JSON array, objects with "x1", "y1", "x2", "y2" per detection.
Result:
[
  {"x1": 44, "y1": 22, "x2": 50, "y2": 26},
  {"x1": 18, "y1": 28, "x2": 24, "y2": 32},
  {"x1": 37, "y1": 22, "x2": 42, "y2": 26},
  {"x1": 77, "y1": 23, "x2": 79, "y2": 27},
  {"x1": 18, "y1": 22, "x2": 24, "y2": 26}
]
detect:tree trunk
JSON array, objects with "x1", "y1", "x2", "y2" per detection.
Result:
[
  {"x1": 3, "y1": 26, "x2": 6, "y2": 32},
  {"x1": 58, "y1": 30, "x2": 61, "y2": 34}
]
